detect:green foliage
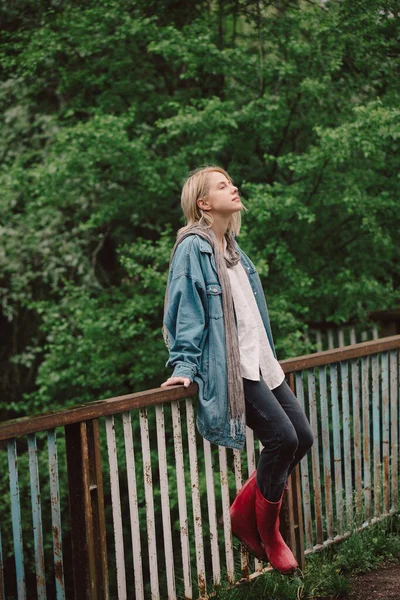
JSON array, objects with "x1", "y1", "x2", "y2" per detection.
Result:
[
  {"x1": 1, "y1": 5, "x2": 399, "y2": 591},
  {"x1": 334, "y1": 515, "x2": 400, "y2": 574},
  {"x1": 301, "y1": 555, "x2": 351, "y2": 599},
  {"x1": 2, "y1": 3, "x2": 399, "y2": 597},
  {"x1": 213, "y1": 515, "x2": 400, "y2": 599},
  {"x1": 19, "y1": 230, "x2": 173, "y2": 411},
  {"x1": 215, "y1": 570, "x2": 304, "y2": 600}
]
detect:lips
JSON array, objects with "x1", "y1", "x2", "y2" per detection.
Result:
[{"x1": 232, "y1": 196, "x2": 240, "y2": 201}]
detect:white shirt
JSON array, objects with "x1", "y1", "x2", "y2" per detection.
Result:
[{"x1": 223, "y1": 239, "x2": 285, "y2": 389}]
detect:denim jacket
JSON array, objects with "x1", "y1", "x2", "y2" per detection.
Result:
[{"x1": 164, "y1": 234, "x2": 277, "y2": 450}]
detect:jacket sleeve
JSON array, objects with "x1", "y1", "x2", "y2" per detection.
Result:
[{"x1": 164, "y1": 268, "x2": 207, "y2": 382}]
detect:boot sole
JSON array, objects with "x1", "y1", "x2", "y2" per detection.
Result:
[
  {"x1": 218, "y1": 516, "x2": 299, "y2": 574},
  {"x1": 271, "y1": 564, "x2": 299, "y2": 575}
]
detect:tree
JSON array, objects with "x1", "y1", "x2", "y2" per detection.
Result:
[{"x1": 0, "y1": 0, "x2": 398, "y2": 414}]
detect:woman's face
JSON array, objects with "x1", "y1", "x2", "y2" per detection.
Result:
[{"x1": 199, "y1": 171, "x2": 243, "y2": 217}]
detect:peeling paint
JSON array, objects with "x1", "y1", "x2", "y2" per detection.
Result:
[{"x1": 2, "y1": 344, "x2": 399, "y2": 599}]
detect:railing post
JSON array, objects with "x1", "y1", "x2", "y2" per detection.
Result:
[
  {"x1": 289, "y1": 466, "x2": 305, "y2": 570},
  {"x1": 281, "y1": 466, "x2": 306, "y2": 572},
  {"x1": 280, "y1": 373, "x2": 305, "y2": 570},
  {"x1": 65, "y1": 420, "x2": 109, "y2": 600}
]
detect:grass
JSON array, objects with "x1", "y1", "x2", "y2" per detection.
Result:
[{"x1": 212, "y1": 513, "x2": 400, "y2": 600}]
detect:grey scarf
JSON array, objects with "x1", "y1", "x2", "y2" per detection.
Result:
[{"x1": 163, "y1": 223, "x2": 245, "y2": 427}]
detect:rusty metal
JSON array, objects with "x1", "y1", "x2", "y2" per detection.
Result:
[
  {"x1": 381, "y1": 352, "x2": 390, "y2": 514},
  {"x1": 122, "y1": 412, "x2": 144, "y2": 600},
  {"x1": 155, "y1": 404, "x2": 176, "y2": 600},
  {"x1": 308, "y1": 370, "x2": 323, "y2": 545},
  {"x1": 89, "y1": 420, "x2": 109, "y2": 598},
  {"x1": 139, "y1": 408, "x2": 160, "y2": 600},
  {"x1": 7, "y1": 439, "x2": 26, "y2": 599},
  {"x1": 295, "y1": 372, "x2": 313, "y2": 549},
  {"x1": 340, "y1": 361, "x2": 353, "y2": 529},
  {"x1": 1, "y1": 337, "x2": 400, "y2": 598},
  {"x1": 291, "y1": 466, "x2": 305, "y2": 571},
  {"x1": 47, "y1": 429, "x2": 66, "y2": 600},
  {"x1": 287, "y1": 373, "x2": 305, "y2": 567},
  {"x1": 372, "y1": 355, "x2": 381, "y2": 516},
  {"x1": 65, "y1": 420, "x2": 108, "y2": 600},
  {"x1": 361, "y1": 356, "x2": 372, "y2": 521},
  {"x1": 281, "y1": 471, "x2": 295, "y2": 554},
  {"x1": 318, "y1": 366, "x2": 334, "y2": 538},
  {"x1": 233, "y1": 448, "x2": 250, "y2": 578},
  {"x1": 350, "y1": 360, "x2": 362, "y2": 523},
  {"x1": 2, "y1": 336, "x2": 400, "y2": 445},
  {"x1": 281, "y1": 334, "x2": 400, "y2": 374},
  {"x1": 330, "y1": 363, "x2": 344, "y2": 535},
  {"x1": 219, "y1": 446, "x2": 235, "y2": 585},
  {"x1": 389, "y1": 351, "x2": 398, "y2": 511},
  {"x1": 186, "y1": 399, "x2": 206, "y2": 597},
  {"x1": 171, "y1": 400, "x2": 192, "y2": 599},
  {"x1": 80, "y1": 422, "x2": 97, "y2": 598},
  {"x1": 283, "y1": 373, "x2": 298, "y2": 555},
  {"x1": 203, "y1": 439, "x2": 221, "y2": 587},
  {"x1": 0, "y1": 385, "x2": 198, "y2": 442},
  {"x1": 105, "y1": 415, "x2": 127, "y2": 600},
  {"x1": 245, "y1": 427, "x2": 256, "y2": 474},
  {"x1": 244, "y1": 427, "x2": 262, "y2": 573},
  {"x1": 27, "y1": 434, "x2": 46, "y2": 599}
]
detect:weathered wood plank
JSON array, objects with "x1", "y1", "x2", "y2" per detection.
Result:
[
  {"x1": 0, "y1": 385, "x2": 198, "y2": 441},
  {"x1": 281, "y1": 335, "x2": 400, "y2": 373},
  {"x1": 2, "y1": 336, "x2": 400, "y2": 441}
]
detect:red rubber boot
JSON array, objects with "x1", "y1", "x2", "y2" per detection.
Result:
[
  {"x1": 230, "y1": 471, "x2": 268, "y2": 561},
  {"x1": 255, "y1": 487, "x2": 298, "y2": 574}
]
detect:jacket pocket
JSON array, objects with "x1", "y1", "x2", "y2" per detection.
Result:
[{"x1": 206, "y1": 283, "x2": 223, "y2": 319}]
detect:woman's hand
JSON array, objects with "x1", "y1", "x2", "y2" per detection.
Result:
[{"x1": 161, "y1": 376, "x2": 191, "y2": 389}]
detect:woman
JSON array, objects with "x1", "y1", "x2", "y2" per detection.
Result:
[{"x1": 161, "y1": 165, "x2": 313, "y2": 574}]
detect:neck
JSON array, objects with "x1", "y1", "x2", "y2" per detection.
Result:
[{"x1": 210, "y1": 214, "x2": 230, "y2": 249}]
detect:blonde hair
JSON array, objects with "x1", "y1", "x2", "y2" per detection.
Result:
[{"x1": 178, "y1": 165, "x2": 246, "y2": 237}]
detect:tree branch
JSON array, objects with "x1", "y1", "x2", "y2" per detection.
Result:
[
  {"x1": 304, "y1": 157, "x2": 329, "y2": 206},
  {"x1": 269, "y1": 92, "x2": 302, "y2": 182}
]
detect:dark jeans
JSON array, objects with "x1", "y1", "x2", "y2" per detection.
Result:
[{"x1": 243, "y1": 376, "x2": 314, "y2": 502}]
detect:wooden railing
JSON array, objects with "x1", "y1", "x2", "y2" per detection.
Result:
[{"x1": 1, "y1": 335, "x2": 399, "y2": 600}]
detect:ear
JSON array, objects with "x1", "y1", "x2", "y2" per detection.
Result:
[{"x1": 197, "y1": 197, "x2": 211, "y2": 211}]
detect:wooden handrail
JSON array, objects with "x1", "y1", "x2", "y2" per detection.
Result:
[
  {"x1": 281, "y1": 334, "x2": 400, "y2": 373},
  {"x1": 1, "y1": 334, "x2": 399, "y2": 441},
  {"x1": 0, "y1": 385, "x2": 197, "y2": 441}
]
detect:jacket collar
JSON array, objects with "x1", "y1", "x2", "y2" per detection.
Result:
[
  {"x1": 198, "y1": 235, "x2": 244, "y2": 258},
  {"x1": 198, "y1": 236, "x2": 213, "y2": 254}
]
